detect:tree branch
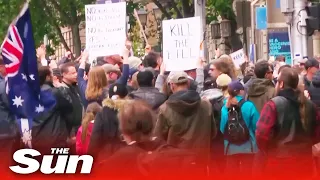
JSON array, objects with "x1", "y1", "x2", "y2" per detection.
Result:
[
  {"x1": 181, "y1": 0, "x2": 193, "y2": 17},
  {"x1": 47, "y1": 0, "x2": 72, "y2": 23},
  {"x1": 39, "y1": 0, "x2": 72, "y2": 54},
  {"x1": 152, "y1": 0, "x2": 172, "y2": 19},
  {"x1": 170, "y1": 0, "x2": 183, "y2": 18},
  {"x1": 69, "y1": 0, "x2": 79, "y2": 24}
]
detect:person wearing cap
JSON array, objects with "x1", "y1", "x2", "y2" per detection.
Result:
[
  {"x1": 220, "y1": 80, "x2": 259, "y2": 176},
  {"x1": 129, "y1": 70, "x2": 166, "y2": 110},
  {"x1": 102, "y1": 64, "x2": 122, "y2": 84},
  {"x1": 88, "y1": 83, "x2": 130, "y2": 160},
  {"x1": 216, "y1": 73, "x2": 232, "y2": 97},
  {"x1": 128, "y1": 56, "x2": 143, "y2": 70},
  {"x1": 154, "y1": 71, "x2": 216, "y2": 171},
  {"x1": 304, "y1": 58, "x2": 319, "y2": 88}
]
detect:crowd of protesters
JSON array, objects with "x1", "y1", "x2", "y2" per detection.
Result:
[{"x1": 0, "y1": 41, "x2": 320, "y2": 180}]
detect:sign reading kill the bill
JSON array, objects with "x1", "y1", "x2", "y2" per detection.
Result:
[
  {"x1": 162, "y1": 17, "x2": 201, "y2": 71},
  {"x1": 85, "y1": 2, "x2": 126, "y2": 59}
]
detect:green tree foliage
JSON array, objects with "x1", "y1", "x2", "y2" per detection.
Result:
[
  {"x1": 0, "y1": 0, "x2": 97, "y2": 57},
  {"x1": 0, "y1": 0, "x2": 143, "y2": 57},
  {"x1": 152, "y1": 0, "x2": 234, "y2": 23},
  {"x1": 0, "y1": 0, "x2": 25, "y2": 42},
  {"x1": 152, "y1": 0, "x2": 194, "y2": 19},
  {"x1": 206, "y1": 0, "x2": 235, "y2": 23},
  {"x1": 33, "y1": 0, "x2": 97, "y2": 57}
]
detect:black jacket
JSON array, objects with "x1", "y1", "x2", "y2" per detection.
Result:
[
  {"x1": 88, "y1": 98, "x2": 131, "y2": 161},
  {"x1": 32, "y1": 83, "x2": 72, "y2": 154},
  {"x1": 307, "y1": 86, "x2": 320, "y2": 108},
  {"x1": 96, "y1": 138, "x2": 164, "y2": 179},
  {"x1": 129, "y1": 87, "x2": 166, "y2": 110},
  {"x1": 58, "y1": 82, "x2": 83, "y2": 135}
]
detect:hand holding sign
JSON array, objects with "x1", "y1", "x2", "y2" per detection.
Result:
[
  {"x1": 230, "y1": 49, "x2": 245, "y2": 69},
  {"x1": 162, "y1": 17, "x2": 201, "y2": 71}
]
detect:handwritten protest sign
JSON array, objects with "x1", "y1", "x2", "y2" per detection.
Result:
[
  {"x1": 162, "y1": 17, "x2": 201, "y2": 71},
  {"x1": 230, "y1": 48, "x2": 245, "y2": 69},
  {"x1": 85, "y1": 2, "x2": 126, "y2": 60}
]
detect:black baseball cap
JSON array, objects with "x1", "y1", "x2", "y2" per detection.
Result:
[
  {"x1": 304, "y1": 58, "x2": 319, "y2": 70},
  {"x1": 109, "y1": 83, "x2": 128, "y2": 98}
]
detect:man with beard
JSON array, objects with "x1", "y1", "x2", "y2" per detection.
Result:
[
  {"x1": 255, "y1": 67, "x2": 320, "y2": 179},
  {"x1": 245, "y1": 60, "x2": 275, "y2": 113}
]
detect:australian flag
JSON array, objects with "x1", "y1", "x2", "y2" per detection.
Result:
[{"x1": 1, "y1": 3, "x2": 56, "y2": 147}]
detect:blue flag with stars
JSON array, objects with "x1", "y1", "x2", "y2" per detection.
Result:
[{"x1": 1, "y1": 3, "x2": 56, "y2": 147}]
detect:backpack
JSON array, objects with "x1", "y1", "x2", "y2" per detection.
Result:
[
  {"x1": 224, "y1": 99, "x2": 250, "y2": 145},
  {"x1": 137, "y1": 144, "x2": 202, "y2": 179}
]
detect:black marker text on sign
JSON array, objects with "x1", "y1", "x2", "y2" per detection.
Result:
[{"x1": 166, "y1": 23, "x2": 197, "y2": 60}]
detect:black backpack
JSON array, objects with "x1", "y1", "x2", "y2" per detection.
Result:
[
  {"x1": 224, "y1": 99, "x2": 250, "y2": 145},
  {"x1": 137, "y1": 144, "x2": 203, "y2": 179}
]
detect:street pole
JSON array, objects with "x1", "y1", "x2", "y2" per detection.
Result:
[
  {"x1": 194, "y1": 0, "x2": 207, "y2": 60},
  {"x1": 292, "y1": 0, "x2": 308, "y2": 61}
]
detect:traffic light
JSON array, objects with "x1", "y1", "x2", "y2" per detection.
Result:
[{"x1": 306, "y1": 3, "x2": 320, "y2": 35}]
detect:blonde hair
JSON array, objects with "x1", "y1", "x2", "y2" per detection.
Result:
[
  {"x1": 213, "y1": 57, "x2": 236, "y2": 80},
  {"x1": 81, "y1": 102, "x2": 102, "y2": 143},
  {"x1": 219, "y1": 55, "x2": 238, "y2": 78},
  {"x1": 85, "y1": 66, "x2": 108, "y2": 100}
]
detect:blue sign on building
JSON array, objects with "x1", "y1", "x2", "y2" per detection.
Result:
[
  {"x1": 276, "y1": 0, "x2": 281, "y2": 8},
  {"x1": 256, "y1": 7, "x2": 267, "y2": 30},
  {"x1": 268, "y1": 31, "x2": 292, "y2": 65}
]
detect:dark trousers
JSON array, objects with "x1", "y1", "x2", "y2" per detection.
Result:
[{"x1": 226, "y1": 154, "x2": 254, "y2": 178}]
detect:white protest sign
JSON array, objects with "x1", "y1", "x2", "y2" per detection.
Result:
[
  {"x1": 85, "y1": 2, "x2": 126, "y2": 61},
  {"x1": 162, "y1": 17, "x2": 201, "y2": 71},
  {"x1": 230, "y1": 48, "x2": 245, "y2": 69}
]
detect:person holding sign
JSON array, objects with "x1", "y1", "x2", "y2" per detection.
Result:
[{"x1": 77, "y1": 41, "x2": 131, "y2": 109}]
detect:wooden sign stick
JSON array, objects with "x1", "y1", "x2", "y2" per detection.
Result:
[{"x1": 133, "y1": 9, "x2": 148, "y2": 44}]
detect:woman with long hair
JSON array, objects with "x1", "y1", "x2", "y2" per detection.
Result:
[
  {"x1": 85, "y1": 66, "x2": 108, "y2": 105},
  {"x1": 209, "y1": 58, "x2": 236, "y2": 81},
  {"x1": 220, "y1": 80, "x2": 259, "y2": 178},
  {"x1": 77, "y1": 52, "x2": 108, "y2": 109},
  {"x1": 219, "y1": 55, "x2": 238, "y2": 79},
  {"x1": 76, "y1": 102, "x2": 102, "y2": 155}
]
